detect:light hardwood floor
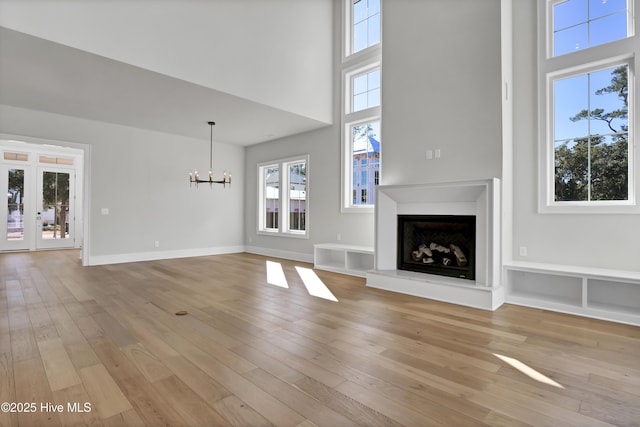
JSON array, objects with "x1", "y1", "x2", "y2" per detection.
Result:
[{"x1": 1, "y1": 250, "x2": 639, "y2": 426}]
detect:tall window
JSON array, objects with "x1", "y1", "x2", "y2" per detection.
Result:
[
  {"x1": 258, "y1": 156, "x2": 308, "y2": 237},
  {"x1": 342, "y1": 0, "x2": 382, "y2": 211},
  {"x1": 539, "y1": 0, "x2": 637, "y2": 213}
]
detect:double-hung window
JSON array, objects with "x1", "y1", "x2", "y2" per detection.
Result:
[
  {"x1": 258, "y1": 156, "x2": 309, "y2": 237},
  {"x1": 342, "y1": 0, "x2": 382, "y2": 212},
  {"x1": 539, "y1": 0, "x2": 638, "y2": 213}
]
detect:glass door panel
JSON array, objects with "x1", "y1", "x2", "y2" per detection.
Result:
[
  {"x1": 37, "y1": 167, "x2": 75, "y2": 249},
  {"x1": 0, "y1": 165, "x2": 32, "y2": 250},
  {"x1": 8, "y1": 168, "x2": 26, "y2": 242}
]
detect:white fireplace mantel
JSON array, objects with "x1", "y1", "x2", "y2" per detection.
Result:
[{"x1": 367, "y1": 178, "x2": 504, "y2": 310}]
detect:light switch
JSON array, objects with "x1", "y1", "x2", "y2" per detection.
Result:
[{"x1": 101, "y1": 208, "x2": 109, "y2": 215}]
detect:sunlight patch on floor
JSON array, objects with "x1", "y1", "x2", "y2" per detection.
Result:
[
  {"x1": 493, "y1": 353, "x2": 564, "y2": 389},
  {"x1": 295, "y1": 266, "x2": 339, "y2": 302},
  {"x1": 266, "y1": 261, "x2": 289, "y2": 288}
]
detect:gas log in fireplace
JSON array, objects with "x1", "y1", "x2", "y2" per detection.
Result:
[{"x1": 397, "y1": 215, "x2": 476, "y2": 280}]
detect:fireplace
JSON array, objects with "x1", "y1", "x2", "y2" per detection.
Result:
[
  {"x1": 368, "y1": 179, "x2": 502, "y2": 311},
  {"x1": 397, "y1": 215, "x2": 475, "y2": 280}
]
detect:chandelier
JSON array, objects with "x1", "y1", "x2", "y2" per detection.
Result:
[{"x1": 189, "y1": 121, "x2": 231, "y2": 187}]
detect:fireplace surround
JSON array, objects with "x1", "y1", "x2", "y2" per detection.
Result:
[{"x1": 367, "y1": 178, "x2": 503, "y2": 310}]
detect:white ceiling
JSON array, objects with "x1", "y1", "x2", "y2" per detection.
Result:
[{"x1": 0, "y1": 27, "x2": 331, "y2": 146}]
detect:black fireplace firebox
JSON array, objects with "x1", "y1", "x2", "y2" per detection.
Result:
[{"x1": 397, "y1": 215, "x2": 476, "y2": 280}]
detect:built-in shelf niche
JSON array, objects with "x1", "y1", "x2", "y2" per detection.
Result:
[
  {"x1": 314, "y1": 244, "x2": 374, "y2": 278},
  {"x1": 505, "y1": 261, "x2": 640, "y2": 326}
]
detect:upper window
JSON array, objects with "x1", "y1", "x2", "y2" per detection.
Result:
[
  {"x1": 352, "y1": 67, "x2": 381, "y2": 112},
  {"x1": 258, "y1": 156, "x2": 308, "y2": 237},
  {"x1": 539, "y1": 0, "x2": 638, "y2": 213},
  {"x1": 351, "y1": 0, "x2": 381, "y2": 55},
  {"x1": 551, "y1": 0, "x2": 631, "y2": 57}
]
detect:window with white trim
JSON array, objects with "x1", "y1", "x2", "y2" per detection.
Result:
[
  {"x1": 539, "y1": 0, "x2": 638, "y2": 213},
  {"x1": 351, "y1": 0, "x2": 381, "y2": 54},
  {"x1": 342, "y1": 0, "x2": 381, "y2": 211},
  {"x1": 258, "y1": 156, "x2": 308, "y2": 237}
]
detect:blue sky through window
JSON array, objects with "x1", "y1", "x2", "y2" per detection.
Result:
[
  {"x1": 554, "y1": 65, "x2": 627, "y2": 145},
  {"x1": 353, "y1": 0, "x2": 381, "y2": 53},
  {"x1": 353, "y1": 68, "x2": 380, "y2": 112},
  {"x1": 553, "y1": 0, "x2": 627, "y2": 56}
]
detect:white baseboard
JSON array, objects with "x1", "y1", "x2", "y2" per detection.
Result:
[
  {"x1": 245, "y1": 245, "x2": 314, "y2": 264},
  {"x1": 87, "y1": 245, "x2": 246, "y2": 266}
]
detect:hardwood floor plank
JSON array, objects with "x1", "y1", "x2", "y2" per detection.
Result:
[
  {"x1": 243, "y1": 368, "x2": 360, "y2": 427},
  {"x1": 151, "y1": 375, "x2": 232, "y2": 426},
  {"x1": 91, "y1": 311, "x2": 138, "y2": 348},
  {"x1": 336, "y1": 380, "x2": 476, "y2": 427},
  {"x1": 51, "y1": 383, "x2": 104, "y2": 427},
  {"x1": 89, "y1": 336, "x2": 186, "y2": 426},
  {"x1": 161, "y1": 355, "x2": 232, "y2": 405},
  {"x1": 120, "y1": 343, "x2": 173, "y2": 383},
  {"x1": 212, "y1": 394, "x2": 274, "y2": 427},
  {"x1": 293, "y1": 375, "x2": 404, "y2": 427},
  {"x1": 102, "y1": 408, "x2": 146, "y2": 427},
  {"x1": 0, "y1": 352, "x2": 17, "y2": 427},
  {"x1": 60, "y1": 299, "x2": 104, "y2": 341},
  {"x1": 37, "y1": 337, "x2": 82, "y2": 391},
  {"x1": 8, "y1": 326, "x2": 39, "y2": 364},
  {"x1": 27, "y1": 302, "x2": 59, "y2": 343},
  {"x1": 79, "y1": 363, "x2": 133, "y2": 420},
  {"x1": 589, "y1": 372, "x2": 640, "y2": 397},
  {"x1": 13, "y1": 357, "x2": 62, "y2": 427}
]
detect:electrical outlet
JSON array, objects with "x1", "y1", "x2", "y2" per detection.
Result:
[
  {"x1": 426, "y1": 150, "x2": 433, "y2": 160},
  {"x1": 154, "y1": 241, "x2": 160, "y2": 248},
  {"x1": 435, "y1": 148, "x2": 441, "y2": 158},
  {"x1": 519, "y1": 246, "x2": 528, "y2": 256}
]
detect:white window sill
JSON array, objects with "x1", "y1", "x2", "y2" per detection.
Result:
[
  {"x1": 539, "y1": 201, "x2": 640, "y2": 214},
  {"x1": 257, "y1": 230, "x2": 309, "y2": 239},
  {"x1": 341, "y1": 205, "x2": 375, "y2": 214}
]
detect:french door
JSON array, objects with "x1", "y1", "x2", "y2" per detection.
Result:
[{"x1": 0, "y1": 142, "x2": 81, "y2": 252}]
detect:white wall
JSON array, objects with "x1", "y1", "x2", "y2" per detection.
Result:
[
  {"x1": 0, "y1": 0, "x2": 333, "y2": 123},
  {"x1": 244, "y1": 0, "x2": 503, "y2": 259},
  {"x1": 0, "y1": 105, "x2": 245, "y2": 264},
  {"x1": 381, "y1": 0, "x2": 503, "y2": 186},
  {"x1": 244, "y1": 0, "x2": 374, "y2": 260},
  {"x1": 511, "y1": 0, "x2": 640, "y2": 271}
]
